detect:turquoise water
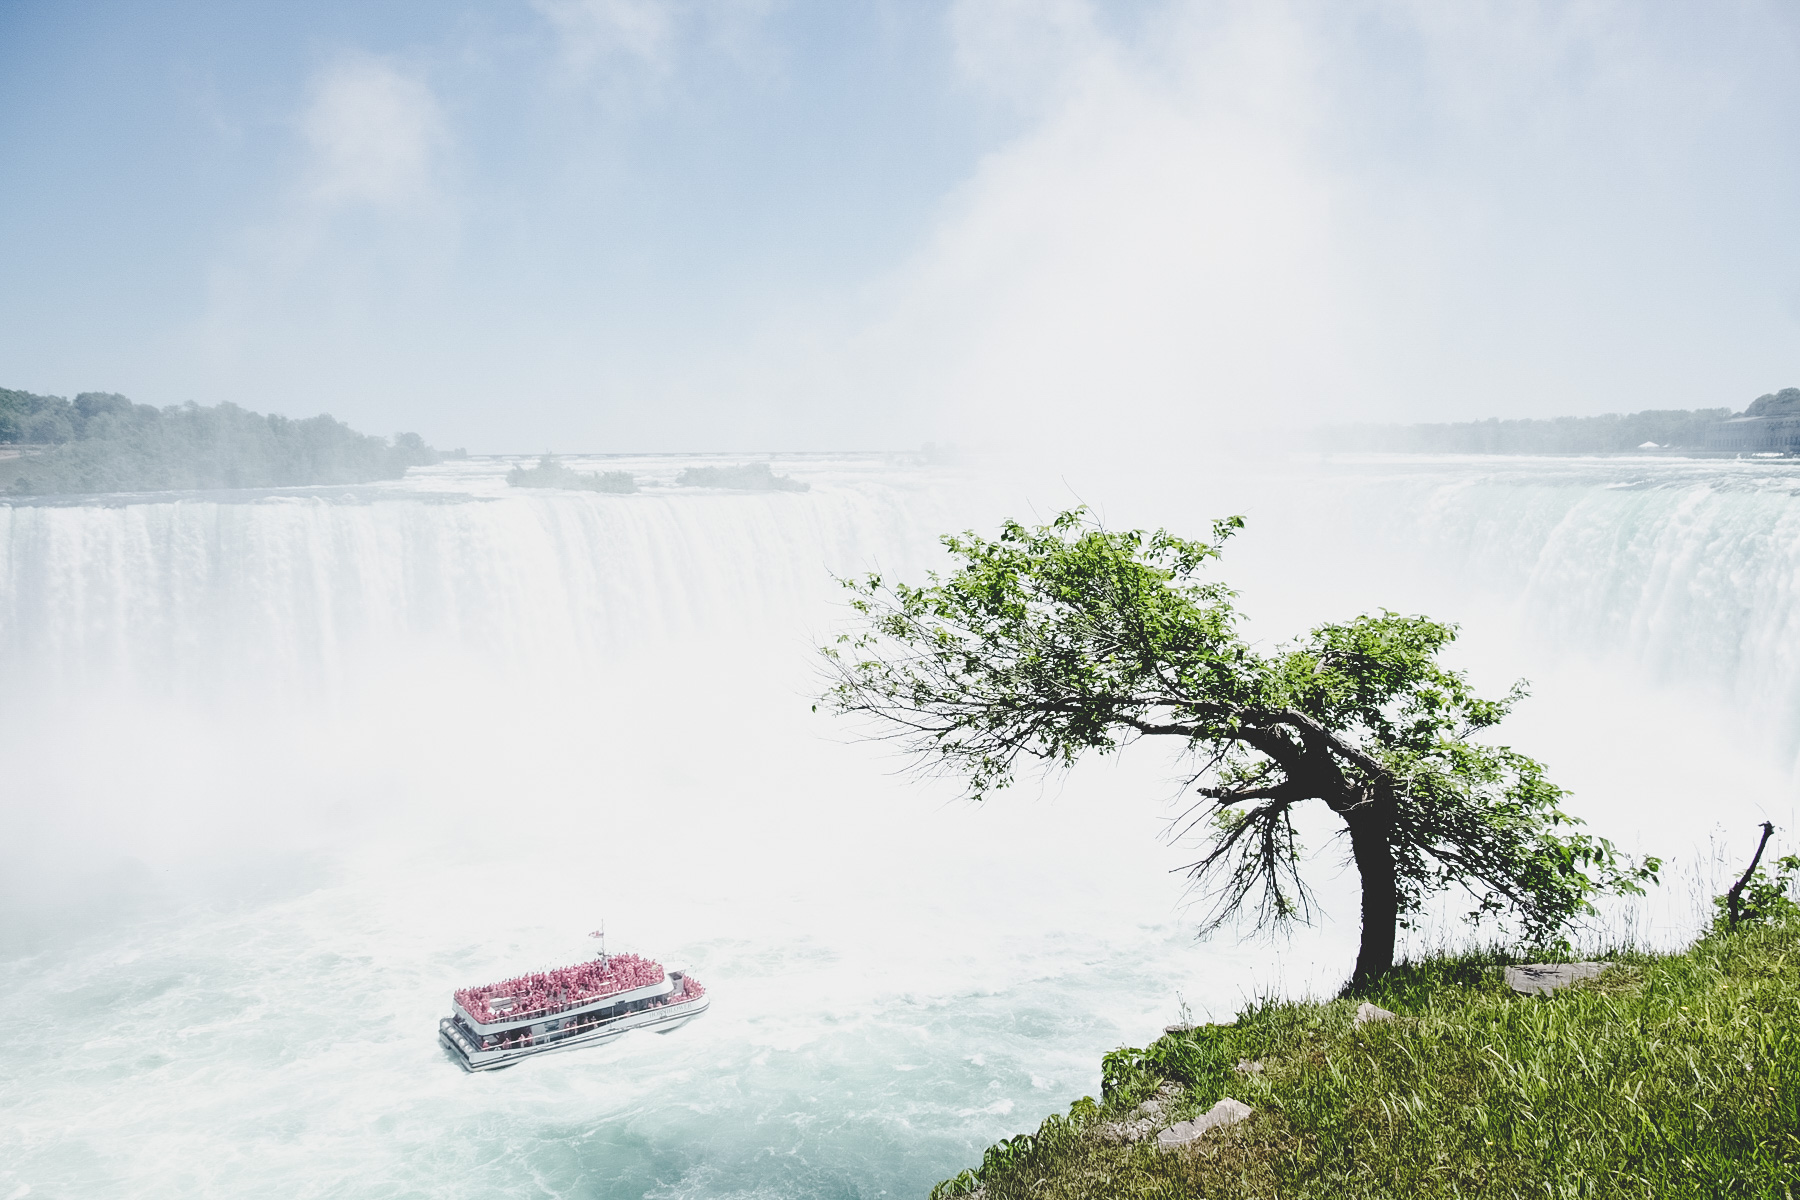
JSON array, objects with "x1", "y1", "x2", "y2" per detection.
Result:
[{"x1": 3, "y1": 453, "x2": 1796, "y2": 1198}]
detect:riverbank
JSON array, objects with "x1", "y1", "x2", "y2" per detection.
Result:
[{"x1": 933, "y1": 921, "x2": 1800, "y2": 1198}]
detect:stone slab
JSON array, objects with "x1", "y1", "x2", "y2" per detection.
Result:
[
  {"x1": 1354, "y1": 1001, "x2": 1395, "y2": 1026},
  {"x1": 1157, "y1": 1098, "x2": 1253, "y2": 1149},
  {"x1": 1097, "y1": 1083, "x2": 1185, "y2": 1144},
  {"x1": 1503, "y1": 962, "x2": 1609, "y2": 996},
  {"x1": 1196, "y1": 1097, "x2": 1254, "y2": 1133}
]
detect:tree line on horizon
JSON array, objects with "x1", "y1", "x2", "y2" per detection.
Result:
[
  {"x1": 1320, "y1": 388, "x2": 1800, "y2": 454},
  {"x1": 0, "y1": 388, "x2": 441, "y2": 495},
  {"x1": 1322, "y1": 407, "x2": 1734, "y2": 454}
]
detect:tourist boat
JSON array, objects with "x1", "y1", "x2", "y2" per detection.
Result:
[{"x1": 439, "y1": 940, "x2": 709, "y2": 1071}]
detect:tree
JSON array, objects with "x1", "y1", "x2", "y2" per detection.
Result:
[
  {"x1": 819, "y1": 509, "x2": 1657, "y2": 985},
  {"x1": 0, "y1": 386, "x2": 440, "y2": 494}
]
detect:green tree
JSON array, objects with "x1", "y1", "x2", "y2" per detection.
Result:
[
  {"x1": 1, "y1": 387, "x2": 439, "y2": 494},
  {"x1": 820, "y1": 510, "x2": 1656, "y2": 984}
]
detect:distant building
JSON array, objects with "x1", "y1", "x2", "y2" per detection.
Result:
[{"x1": 1704, "y1": 388, "x2": 1800, "y2": 454}]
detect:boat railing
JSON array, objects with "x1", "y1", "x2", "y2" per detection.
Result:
[
  {"x1": 456, "y1": 953, "x2": 670, "y2": 1026},
  {"x1": 463, "y1": 986, "x2": 663, "y2": 1028},
  {"x1": 454, "y1": 985, "x2": 707, "y2": 1051},
  {"x1": 461, "y1": 975, "x2": 704, "y2": 1029}
]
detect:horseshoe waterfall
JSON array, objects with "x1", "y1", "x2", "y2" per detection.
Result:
[{"x1": 3, "y1": 453, "x2": 1796, "y2": 1198}]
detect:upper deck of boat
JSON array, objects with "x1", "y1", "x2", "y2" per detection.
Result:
[{"x1": 454, "y1": 952, "x2": 670, "y2": 1028}]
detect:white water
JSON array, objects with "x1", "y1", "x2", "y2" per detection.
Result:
[{"x1": 3, "y1": 452, "x2": 1797, "y2": 1198}]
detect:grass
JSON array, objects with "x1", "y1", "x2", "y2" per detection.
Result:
[{"x1": 934, "y1": 921, "x2": 1800, "y2": 1199}]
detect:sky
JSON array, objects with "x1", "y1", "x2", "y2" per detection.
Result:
[{"x1": 1, "y1": 0, "x2": 1797, "y2": 452}]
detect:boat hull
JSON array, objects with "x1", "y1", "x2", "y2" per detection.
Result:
[{"x1": 440, "y1": 995, "x2": 710, "y2": 1072}]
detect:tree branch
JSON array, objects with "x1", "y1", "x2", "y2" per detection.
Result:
[
  {"x1": 1199, "y1": 781, "x2": 1307, "y2": 806},
  {"x1": 1727, "y1": 820, "x2": 1777, "y2": 929},
  {"x1": 1269, "y1": 708, "x2": 1388, "y2": 778}
]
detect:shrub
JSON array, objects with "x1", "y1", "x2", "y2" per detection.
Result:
[
  {"x1": 674, "y1": 462, "x2": 808, "y2": 491},
  {"x1": 506, "y1": 455, "x2": 637, "y2": 493}
]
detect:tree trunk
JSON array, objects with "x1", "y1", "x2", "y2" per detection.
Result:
[{"x1": 1346, "y1": 812, "x2": 1399, "y2": 987}]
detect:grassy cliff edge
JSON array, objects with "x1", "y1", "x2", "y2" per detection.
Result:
[{"x1": 937, "y1": 923, "x2": 1800, "y2": 1199}]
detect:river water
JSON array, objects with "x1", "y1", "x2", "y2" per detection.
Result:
[{"x1": 2, "y1": 452, "x2": 1795, "y2": 1198}]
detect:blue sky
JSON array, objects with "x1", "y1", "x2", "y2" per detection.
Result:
[{"x1": 2, "y1": 1, "x2": 1798, "y2": 451}]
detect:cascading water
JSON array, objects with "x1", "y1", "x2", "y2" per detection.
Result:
[
  {"x1": 3, "y1": 452, "x2": 1797, "y2": 1198},
  {"x1": 1296, "y1": 456, "x2": 1800, "y2": 767}
]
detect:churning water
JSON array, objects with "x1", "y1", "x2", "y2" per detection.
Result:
[{"x1": 2, "y1": 452, "x2": 1796, "y2": 1198}]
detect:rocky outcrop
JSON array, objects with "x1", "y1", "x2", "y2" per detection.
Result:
[
  {"x1": 1157, "y1": 1098, "x2": 1254, "y2": 1149},
  {"x1": 1095, "y1": 1083, "x2": 1185, "y2": 1145},
  {"x1": 1504, "y1": 962, "x2": 1609, "y2": 996}
]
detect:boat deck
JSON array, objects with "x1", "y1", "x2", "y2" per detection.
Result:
[
  {"x1": 455, "y1": 952, "x2": 667, "y2": 1028},
  {"x1": 441, "y1": 973, "x2": 708, "y2": 1071}
]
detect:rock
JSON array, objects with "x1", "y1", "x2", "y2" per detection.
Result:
[
  {"x1": 1163, "y1": 1023, "x2": 1197, "y2": 1035},
  {"x1": 1197, "y1": 1097, "x2": 1254, "y2": 1132},
  {"x1": 1096, "y1": 1085, "x2": 1184, "y2": 1144},
  {"x1": 1097, "y1": 1118, "x2": 1155, "y2": 1145},
  {"x1": 1137, "y1": 1082, "x2": 1182, "y2": 1118},
  {"x1": 1234, "y1": 1059, "x2": 1264, "y2": 1074},
  {"x1": 1156, "y1": 1098, "x2": 1253, "y2": 1149},
  {"x1": 1157, "y1": 1121, "x2": 1200, "y2": 1149},
  {"x1": 1155, "y1": 1122, "x2": 1189, "y2": 1149},
  {"x1": 1354, "y1": 1002, "x2": 1396, "y2": 1026},
  {"x1": 1503, "y1": 962, "x2": 1609, "y2": 996}
]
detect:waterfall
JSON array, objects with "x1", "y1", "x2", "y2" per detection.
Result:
[
  {"x1": 4, "y1": 451, "x2": 1797, "y2": 1200},
  {"x1": 1318, "y1": 457, "x2": 1800, "y2": 768},
  {"x1": 0, "y1": 459, "x2": 961, "y2": 700}
]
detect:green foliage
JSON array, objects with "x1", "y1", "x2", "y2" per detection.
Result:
[
  {"x1": 1102, "y1": 1025, "x2": 1234, "y2": 1103},
  {"x1": 0, "y1": 387, "x2": 438, "y2": 495},
  {"x1": 944, "y1": 923, "x2": 1800, "y2": 1199},
  {"x1": 928, "y1": 1094, "x2": 1106, "y2": 1199},
  {"x1": 505, "y1": 455, "x2": 637, "y2": 493},
  {"x1": 1746, "y1": 387, "x2": 1800, "y2": 418},
  {"x1": 675, "y1": 461, "x2": 808, "y2": 491},
  {"x1": 1715, "y1": 853, "x2": 1800, "y2": 931},
  {"x1": 820, "y1": 508, "x2": 1656, "y2": 968},
  {"x1": 824, "y1": 508, "x2": 1254, "y2": 798}
]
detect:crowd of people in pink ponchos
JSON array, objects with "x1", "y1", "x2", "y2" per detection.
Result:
[{"x1": 456, "y1": 952, "x2": 666, "y2": 1025}]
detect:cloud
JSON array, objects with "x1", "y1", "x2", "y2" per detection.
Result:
[
  {"x1": 828, "y1": 2, "x2": 1351, "y2": 453},
  {"x1": 532, "y1": 0, "x2": 777, "y2": 78},
  {"x1": 150, "y1": 0, "x2": 1800, "y2": 451},
  {"x1": 535, "y1": 0, "x2": 680, "y2": 70},
  {"x1": 300, "y1": 53, "x2": 448, "y2": 211},
  {"x1": 765, "y1": 0, "x2": 1800, "y2": 455},
  {"x1": 191, "y1": 52, "x2": 459, "y2": 424},
  {"x1": 948, "y1": 0, "x2": 1099, "y2": 109}
]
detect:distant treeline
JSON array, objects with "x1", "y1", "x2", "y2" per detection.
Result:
[
  {"x1": 1321, "y1": 408, "x2": 1735, "y2": 455},
  {"x1": 0, "y1": 388, "x2": 440, "y2": 495}
]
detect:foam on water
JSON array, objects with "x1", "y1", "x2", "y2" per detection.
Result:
[{"x1": 3, "y1": 452, "x2": 1797, "y2": 1197}]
